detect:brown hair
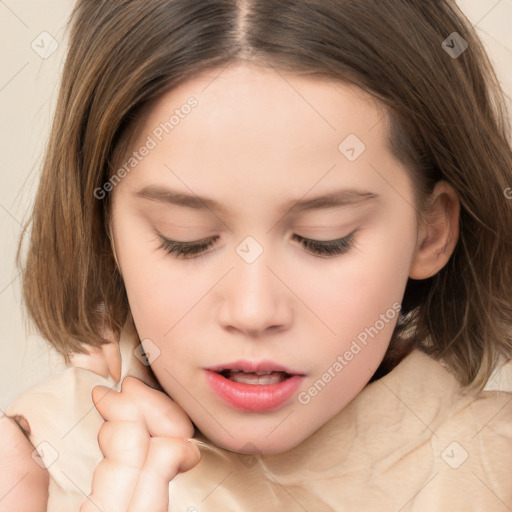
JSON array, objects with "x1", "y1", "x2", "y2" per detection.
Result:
[{"x1": 17, "y1": 0, "x2": 512, "y2": 390}]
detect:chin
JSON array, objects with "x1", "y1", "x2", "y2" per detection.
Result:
[{"x1": 198, "y1": 426, "x2": 305, "y2": 455}]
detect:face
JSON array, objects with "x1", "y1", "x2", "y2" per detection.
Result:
[{"x1": 109, "y1": 63, "x2": 421, "y2": 454}]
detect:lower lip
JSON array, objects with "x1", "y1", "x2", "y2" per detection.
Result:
[{"x1": 204, "y1": 370, "x2": 304, "y2": 412}]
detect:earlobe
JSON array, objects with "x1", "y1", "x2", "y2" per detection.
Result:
[{"x1": 409, "y1": 181, "x2": 460, "y2": 280}]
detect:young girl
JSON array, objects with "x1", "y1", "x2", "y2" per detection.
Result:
[{"x1": 2, "y1": 0, "x2": 512, "y2": 510}]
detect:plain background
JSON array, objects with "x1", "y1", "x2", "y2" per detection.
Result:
[{"x1": 1, "y1": 0, "x2": 512, "y2": 411}]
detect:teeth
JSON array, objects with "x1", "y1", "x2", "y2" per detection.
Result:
[
  {"x1": 230, "y1": 370, "x2": 275, "y2": 375},
  {"x1": 223, "y1": 370, "x2": 288, "y2": 385}
]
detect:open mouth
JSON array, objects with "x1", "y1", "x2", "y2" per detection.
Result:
[
  {"x1": 217, "y1": 369, "x2": 292, "y2": 385},
  {"x1": 205, "y1": 365, "x2": 305, "y2": 412}
]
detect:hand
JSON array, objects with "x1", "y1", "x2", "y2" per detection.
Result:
[{"x1": 80, "y1": 376, "x2": 201, "y2": 512}]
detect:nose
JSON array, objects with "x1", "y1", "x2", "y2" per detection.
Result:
[{"x1": 216, "y1": 253, "x2": 293, "y2": 337}]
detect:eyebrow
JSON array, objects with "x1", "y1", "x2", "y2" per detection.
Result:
[{"x1": 132, "y1": 185, "x2": 379, "y2": 215}]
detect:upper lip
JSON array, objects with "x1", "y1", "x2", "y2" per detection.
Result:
[{"x1": 205, "y1": 359, "x2": 305, "y2": 375}]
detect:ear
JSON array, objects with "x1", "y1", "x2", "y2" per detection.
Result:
[{"x1": 409, "y1": 180, "x2": 460, "y2": 280}]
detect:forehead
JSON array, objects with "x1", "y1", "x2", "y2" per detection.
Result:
[
  {"x1": 115, "y1": 63, "x2": 399, "y2": 213},
  {"x1": 144, "y1": 63, "x2": 385, "y2": 141}
]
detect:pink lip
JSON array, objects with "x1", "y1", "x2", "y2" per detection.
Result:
[
  {"x1": 205, "y1": 370, "x2": 304, "y2": 412},
  {"x1": 205, "y1": 359, "x2": 305, "y2": 375}
]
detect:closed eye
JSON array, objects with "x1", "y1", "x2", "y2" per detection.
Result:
[
  {"x1": 157, "y1": 234, "x2": 219, "y2": 258},
  {"x1": 156, "y1": 229, "x2": 358, "y2": 260},
  {"x1": 291, "y1": 231, "x2": 357, "y2": 257}
]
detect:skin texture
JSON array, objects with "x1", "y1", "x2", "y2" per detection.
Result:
[
  {"x1": 0, "y1": 414, "x2": 49, "y2": 511},
  {"x1": 109, "y1": 63, "x2": 460, "y2": 455},
  {"x1": 81, "y1": 377, "x2": 200, "y2": 511},
  {"x1": 2, "y1": 63, "x2": 460, "y2": 510}
]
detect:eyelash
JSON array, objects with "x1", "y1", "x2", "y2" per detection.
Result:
[
  {"x1": 156, "y1": 231, "x2": 357, "y2": 260},
  {"x1": 157, "y1": 235, "x2": 220, "y2": 259},
  {"x1": 291, "y1": 232, "x2": 356, "y2": 257}
]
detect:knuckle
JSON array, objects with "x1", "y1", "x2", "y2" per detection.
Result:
[
  {"x1": 146, "y1": 437, "x2": 186, "y2": 479},
  {"x1": 95, "y1": 386, "x2": 143, "y2": 421},
  {"x1": 97, "y1": 420, "x2": 118, "y2": 447},
  {"x1": 162, "y1": 437, "x2": 188, "y2": 459},
  {"x1": 91, "y1": 385, "x2": 115, "y2": 414},
  {"x1": 120, "y1": 376, "x2": 143, "y2": 393},
  {"x1": 97, "y1": 420, "x2": 149, "y2": 460},
  {"x1": 170, "y1": 408, "x2": 195, "y2": 435}
]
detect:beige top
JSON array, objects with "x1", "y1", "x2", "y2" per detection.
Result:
[{"x1": 7, "y1": 313, "x2": 512, "y2": 511}]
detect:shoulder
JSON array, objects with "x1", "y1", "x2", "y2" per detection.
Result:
[
  {"x1": 426, "y1": 389, "x2": 512, "y2": 507},
  {"x1": 0, "y1": 414, "x2": 48, "y2": 511},
  {"x1": 461, "y1": 388, "x2": 512, "y2": 454},
  {"x1": 438, "y1": 387, "x2": 512, "y2": 443},
  {"x1": 379, "y1": 351, "x2": 512, "y2": 506}
]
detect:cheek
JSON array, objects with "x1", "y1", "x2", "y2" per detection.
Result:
[
  {"x1": 295, "y1": 225, "x2": 414, "y2": 330},
  {"x1": 294, "y1": 253, "x2": 409, "y2": 411},
  {"x1": 112, "y1": 210, "x2": 204, "y2": 334},
  {"x1": 291, "y1": 222, "x2": 415, "y2": 392}
]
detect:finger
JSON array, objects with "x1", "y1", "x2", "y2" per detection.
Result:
[
  {"x1": 93, "y1": 377, "x2": 194, "y2": 438},
  {"x1": 84, "y1": 458, "x2": 137, "y2": 512},
  {"x1": 128, "y1": 437, "x2": 201, "y2": 512},
  {"x1": 92, "y1": 383, "x2": 144, "y2": 423},
  {"x1": 85, "y1": 420, "x2": 149, "y2": 512},
  {"x1": 121, "y1": 377, "x2": 195, "y2": 438},
  {"x1": 98, "y1": 419, "x2": 149, "y2": 464}
]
